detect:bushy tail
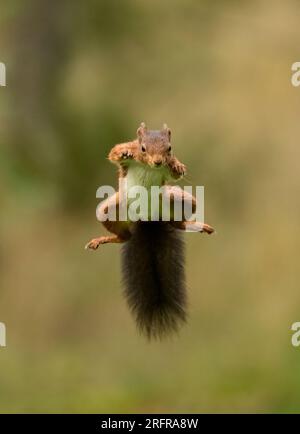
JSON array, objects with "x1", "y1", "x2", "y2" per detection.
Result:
[{"x1": 121, "y1": 222, "x2": 187, "y2": 339}]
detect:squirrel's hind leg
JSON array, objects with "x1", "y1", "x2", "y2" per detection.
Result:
[
  {"x1": 85, "y1": 192, "x2": 132, "y2": 250},
  {"x1": 164, "y1": 187, "x2": 214, "y2": 234},
  {"x1": 171, "y1": 221, "x2": 214, "y2": 234},
  {"x1": 85, "y1": 234, "x2": 127, "y2": 250}
]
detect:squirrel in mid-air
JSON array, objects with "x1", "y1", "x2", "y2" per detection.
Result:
[{"x1": 86, "y1": 123, "x2": 214, "y2": 339}]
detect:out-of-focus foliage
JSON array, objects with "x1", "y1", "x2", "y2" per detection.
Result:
[{"x1": 1, "y1": 0, "x2": 300, "y2": 412}]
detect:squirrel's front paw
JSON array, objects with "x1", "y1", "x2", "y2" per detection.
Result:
[
  {"x1": 120, "y1": 150, "x2": 134, "y2": 160},
  {"x1": 109, "y1": 147, "x2": 134, "y2": 162},
  {"x1": 172, "y1": 162, "x2": 186, "y2": 179}
]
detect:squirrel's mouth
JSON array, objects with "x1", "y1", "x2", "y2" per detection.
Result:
[
  {"x1": 150, "y1": 160, "x2": 165, "y2": 169},
  {"x1": 148, "y1": 156, "x2": 165, "y2": 168}
]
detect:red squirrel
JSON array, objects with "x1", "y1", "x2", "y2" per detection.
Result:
[{"x1": 86, "y1": 123, "x2": 214, "y2": 339}]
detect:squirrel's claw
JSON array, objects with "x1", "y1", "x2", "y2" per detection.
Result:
[
  {"x1": 169, "y1": 159, "x2": 187, "y2": 179},
  {"x1": 121, "y1": 150, "x2": 134, "y2": 160},
  {"x1": 85, "y1": 239, "x2": 101, "y2": 250},
  {"x1": 202, "y1": 224, "x2": 215, "y2": 234},
  {"x1": 177, "y1": 164, "x2": 187, "y2": 178}
]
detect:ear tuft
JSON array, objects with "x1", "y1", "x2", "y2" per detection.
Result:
[
  {"x1": 162, "y1": 123, "x2": 171, "y2": 141},
  {"x1": 137, "y1": 122, "x2": 147, "y2": 143}
]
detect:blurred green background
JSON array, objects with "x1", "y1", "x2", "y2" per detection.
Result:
[{"x1": 1, "y1": 0, "x2": 300, "y2": 413}]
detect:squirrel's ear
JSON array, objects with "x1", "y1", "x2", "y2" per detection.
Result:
[
  {"x1": 162, "y1": 123, "x2": 171, "y2": 141},
  {"x1": 137, "y1": 122, "x2": 147, "y2": 143}
]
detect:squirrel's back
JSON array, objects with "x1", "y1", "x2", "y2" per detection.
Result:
[{"x1": 121, "y1": 221, "x2": 187, "y2": 339}]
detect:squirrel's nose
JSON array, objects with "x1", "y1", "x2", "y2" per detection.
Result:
[{"x1": 153, "y1": 158, "x2": 162, "y2": 167}]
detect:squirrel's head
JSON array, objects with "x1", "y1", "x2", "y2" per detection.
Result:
[{"x1": 136, "y1": 122, "x2": 172, "y2": 168}]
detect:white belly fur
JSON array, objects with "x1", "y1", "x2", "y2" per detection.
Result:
[
  {"x1": 125, "y1": 162, "x2": 169, "y2": 220},
  {"x1": 126, "y1": 162, "x2": 167, "y2": 190}
]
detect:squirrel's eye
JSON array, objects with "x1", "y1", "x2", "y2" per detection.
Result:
[
  {"x1": 168, "y1": 145, "x2": 172, "y2": 152},
  {"x1": 141, "y1": 145, "x2": 146, "y2": 152}
]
